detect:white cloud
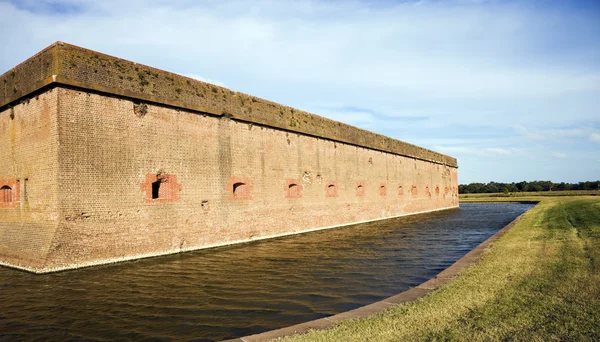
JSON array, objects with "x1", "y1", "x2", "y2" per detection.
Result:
[
  {"x1": 486, "y1": 148, "x2": 511, "y2": 155},
  {"x1": 1, "y1": 0, "x2": 599, "y2": 183},
  {"x1": 434, "y1": 146, "x2": 513, "y2": 157},
  {"x1": 514, "y1": 125, "x2": 598, "y2": 141},
  {"x1": 1, "y1": 0, "x2": 598, "y2": 107},
  {"x1": 551, "y1": 152, "x2": 568, "y2": 158}
]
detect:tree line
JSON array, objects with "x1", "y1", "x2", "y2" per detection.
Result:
[{"x1": 458, "y1": 180, "x2": 600, "y2": 194}]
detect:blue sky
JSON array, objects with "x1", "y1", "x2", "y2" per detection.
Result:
[{"x1": 1, "y1": 0, "x2": 598, "y2": 184}]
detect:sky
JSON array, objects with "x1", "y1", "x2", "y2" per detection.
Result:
[{"x1": 0, "y1": 0, "x2": 599, "y2": 184}]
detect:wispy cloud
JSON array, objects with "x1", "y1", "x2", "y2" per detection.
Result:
[
  {"x1": 3, "y1": 0, "x2": 84, "y2": 15},
  {"x1": 1, "y1": 0, "x2": 598, "y2": 183},
  {"x1": 434, "y1": 146, "x2": 514, "y2": 157},
  {"x1": 513, "y1": 124, "x2": 600, "y2": 142}
]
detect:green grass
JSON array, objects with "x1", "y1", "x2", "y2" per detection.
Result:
[
  {"x1": 279, "y1": 197, "x2": 600, "y2": 341},
  {"x1": 460, "y1": 190, "x2": 599, "y2": 199}
]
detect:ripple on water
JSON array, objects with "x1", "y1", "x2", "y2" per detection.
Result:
[{"x1": 0, "y1": 203, "x2": 533, "y2": 341}]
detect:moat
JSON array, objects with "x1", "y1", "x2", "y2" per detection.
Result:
[{"x1": 0, "y1": 203, "x2": 533, "y2": 341}]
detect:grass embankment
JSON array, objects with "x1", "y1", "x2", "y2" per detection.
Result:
[
  {"x1": 280, "y1": 197, "x2": 600, "y2": 341},
  {"x1": 460, "y1": 190, "x2": 599, "y2": 199}
]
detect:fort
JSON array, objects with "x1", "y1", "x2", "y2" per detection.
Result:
[{"x1": 0, "y1": 42, "x2": 458, "y2": 273}]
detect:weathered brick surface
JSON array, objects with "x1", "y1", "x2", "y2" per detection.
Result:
[
  {"x1": 0, "y1": 89, "x2": 60, "y2": 270},
  {"x1": 0, "y1": 44, "x2": 459, "y2": 273},
  {"x1": 21, "y1": 88, "x2": 456, "y2": 272},
  {"x1": 0, "y1": 45, "x2": 55, "y2": 107},
  {"x1": 1, "y1": 42, "x2": 456, "y2": 167}
]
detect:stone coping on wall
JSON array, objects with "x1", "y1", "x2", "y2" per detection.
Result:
[
  {"x1": 223, "y1": 202, "x2": 538, "y2": 342},
  {"x1": 0, "y1": 42, "x2": 457, "y2": 168}
]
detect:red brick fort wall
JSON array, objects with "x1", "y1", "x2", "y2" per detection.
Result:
[
  {"x1": 0, "y1": 42, "x2": 459, "y2": 273},
  {"x1": 38, "y1": 88, "x2": 458, "y2": 271}
]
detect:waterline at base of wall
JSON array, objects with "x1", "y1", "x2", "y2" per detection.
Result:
[{"x1": 0, "y1": 205, "x2": 459, "y2": 274}]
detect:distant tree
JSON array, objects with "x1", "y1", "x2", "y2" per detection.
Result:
[
  {"x1": 540, "y1": 181, "x2": 552, "y2": 191},
  {"x1": 459, "y1": 180, "x2": 599, "y2": 194},
  {"x1": 580, "y1": 181, "x2": 599, "y2": 191},
  {"x1": 466, "y1": 183, "x2": 481, "y2": 194},
  {"x1": 487, "y1": 182, "x2": 499, "y2": 193}
]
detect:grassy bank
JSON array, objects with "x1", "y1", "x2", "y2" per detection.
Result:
[
  {"x1": 279, "y1": 197, "x2": 600, "y2": 341},
  {"x1": 460, "y1": 189, "x2": 599, "y2": 199}
]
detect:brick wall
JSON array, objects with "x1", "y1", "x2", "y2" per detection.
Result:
[
  {"x1": 1, "y1": 42, "x2": 457, "y2": 168},
  {"x1": 0, "y1": 89, "x2": 60, "y2": 270},
  {"x1": 0, "y1": 43, "x2": 459, "y2": 273},
  {"x1": 28, "y1": 87, "x2": 458, "y2": 272}
]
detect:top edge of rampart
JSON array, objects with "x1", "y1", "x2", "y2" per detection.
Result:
[{"x1": 0, "y1": 41, "x2": 457, "y2": 167}]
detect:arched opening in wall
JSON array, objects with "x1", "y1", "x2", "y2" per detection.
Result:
[
  {"x1": 398, "y1": 185, "x2": 404, "y2": 196},
  {"x1": 435, "y1": 186, "x2": 440, "y2": 196},
  {"x1": 1, "y1": 186, "x2": 13, "y2": 204},
  {"x1": 379, "y1": 185, "x2": 387, "y2": 196},
  {"x1": 152, "y1": 181, "x2": 161, "y2": 199},
  {"x1": 233, "y1": 182, "x2": 249, "y2": 199},
  {"x1": 288, "y1": 183, "x2": 300, "y2": 198},
  {"x1": 425, "y1": 186, "x2": 430, "y2": 196},
  {"x1": 327, "y1": 184, "x2": 335, "y2": 194},
  {"x1": 142, "y1": 173, "x2": 183, "y2": 203},
  {"x1": 411, "y1": 185, "x2": 418, "y2": 196},
  {"x1": 326, "y1": 183, "x2": 338, "y2": 197},
  {"x1": 227, "y1": 177, "x2": 252, "y2": 200},
  {"x1": 356, "y1": 184, "x2": 365, "y2": 197}
]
